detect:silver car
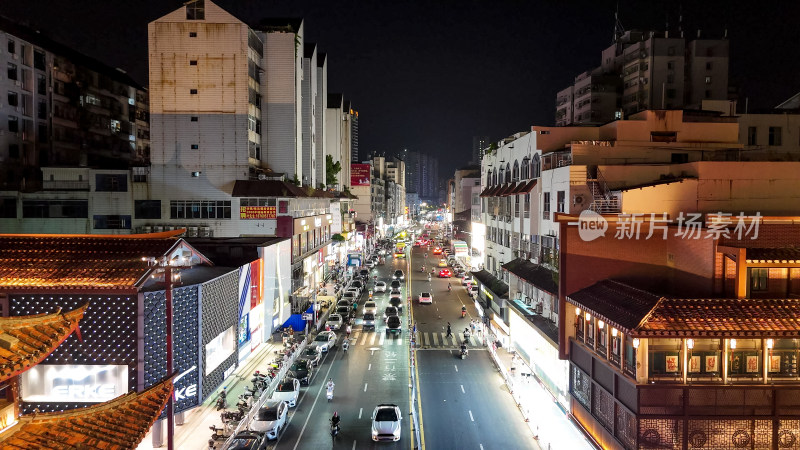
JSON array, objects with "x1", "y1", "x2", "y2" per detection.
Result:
[
  {"x1": 312, "y1": 331, "x2": 337, "y2": 352},
  {"x1": 371, "y1": 404, "x2": 402, "y2": 441},
  {"x1": 250, "y1": 400, "x2": 288, "y2": 440}
]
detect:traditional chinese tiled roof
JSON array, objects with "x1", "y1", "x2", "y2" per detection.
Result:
[
  {"x1": 566, "y1": 280, "x2": 662, "y2": 332},
  {"x1": 745, "y1": 247, "x2": 800, "y2": 262},
  {"x1": 471, "y1": 269, "x2": 509, "y2": 297},
  {"x1": 567, "y1": 280, "x2": 800, "y2": 337},
  {"x1": 0, "y1": 232, "x2": 185, "y2": 291},
  {"x1": 0, "y1": 374, "x2": 174, "y2": 450},
  {"x1": 0, "y1": 303, "x2": 88, "y2": 383},
  {"x1": 502, "y1": 258, "x2": 558, "y2": 294}
]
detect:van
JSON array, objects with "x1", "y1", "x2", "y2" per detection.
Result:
[{"x1": 363, "y1": 312, "x2": 376, "y2": 330}]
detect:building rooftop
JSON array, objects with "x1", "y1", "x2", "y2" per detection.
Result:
[
  {"x1": 471, "y1": 269, "x2": 509, "y2": 298},
  {"x1": 231, "y1": 180, "x2": 311, "y2": 198},
  {"x1": 0, "y1": 231, "x2": 191, "y2": 291}
]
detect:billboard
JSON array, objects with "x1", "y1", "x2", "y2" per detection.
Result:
[
  {"x1": 351, "y1": 164, "x2": 371, "y2": 186},
  {"x1": 22, "y1": 365, "x2": 129, "y2": 403}
]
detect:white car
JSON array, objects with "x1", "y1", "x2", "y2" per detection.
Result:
[
  {"x1": 312, "y1": 331, "x2": 337, "y2": 352},
  {"x1": 461, "y1": 275, "x2": 473, "y2": 286},
  {"x1": 366, "y1": 260, "x2": 375, "y2": 268},
  {"x1": 250, "y1": 399, "x2": 288, "y2": 440},
  {"x1": 418, "y1": 292, "x2": 432, "y2": 304},
  {"x1": 371, "y1": 404, "x2": 402, "y2": 441},
  {"x1": 269, "y1": 377, "x2": 300, "y2": 407},
  {"x1": 326, "y1": 314, "x2": 344, "y2": 330},
  {"x1": 363, "y1": 301, "x2": 378, "y2": 315},
  {"x1": 392, "y1": 270, "x2": 405, "y2": 280},
  {"x1": 374, "y1": 281, "x2": 387, "y2": 293}
]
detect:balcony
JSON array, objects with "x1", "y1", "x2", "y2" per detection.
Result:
[{"x1": 43, "y1": 180, "x2": 90, "y2": 191}]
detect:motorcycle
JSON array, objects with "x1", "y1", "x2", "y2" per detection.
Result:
[
  {"x1": 327, "y1": 388, "x2": 334, "y2": 402},
  {"x1": 342, "y1": 340, "x2": 349, "y2": 352},
  {"x1": 330, "y1": 420, "x2": 340, "y2": 437},
  {"x1": 460, "y1": 346, "x2": 468, "y2": 359},
  {"x1": 461, "y1": 307, "x2": 467, "y2": 318},
  {"x1": 215, "y1": 388, "x2": 227, "y2": 411}
]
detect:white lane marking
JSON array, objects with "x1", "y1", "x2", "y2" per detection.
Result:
[
  {"x1": 379, "y1": 333, "x2": 386, "y2": 345},
  {"x1": 369, "y1": 333, "x2": 377, "y2": 345},
  {"x1": 469, "y1": 410, "x2": 474, "y2": 422},
  {"x1": 359, "y1": 407, "x2": 363, "y2": 419},
  {"x1": 480, "y1": 445, "x2": 484, "y2": 450},
  {"x1": 352, "y1": 441, "x2": 356, "y2": 449},
  {"x1": 364, "y1": 383, "x2": 368, "y2": 392},
  {"x1": 368, "y1": 363, "x2": 371, "y2": 371},
  {"x1": 454, "y1": 365, "x2": 459, "y2": 372},
  {"x1": 460, "y1": 385, "x2": 465, "y2": 393}
]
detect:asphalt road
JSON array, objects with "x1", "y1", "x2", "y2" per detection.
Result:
[
  {"x1": 269, "y1": 251, "x2": 412, "y2": 449},
  {"x1": 407, "y1": 239, "x2": 539, "y2": 450}
]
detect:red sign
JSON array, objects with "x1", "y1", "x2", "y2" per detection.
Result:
[
  {"x1": 239, "y1": 206, "x2": 277, "y2": 219},
  {"x1": 351, "y1": 164, "x2": 371, "y2": 186}
]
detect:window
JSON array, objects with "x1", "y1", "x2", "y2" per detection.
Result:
[
  {"x1": 666, "y1": 88, "x2": 676, "y2": 99},
  {"x1": 524, "y1": 194, "x2": 530, "y2": 218},
  {"x1": 95, "y1": 174, "x2": 128, "y2": 192},
  {"x1": 8, "y1": 116, "x2": 18, "y2": 133},
  {"x1": 134, "y1": 200, "x2": 161, "y2": 219},
  {"x1": 7, "y1": 91, "x2": 18, "y2": 107},
  {"x1": 22, "y1": 200, "x2": 88, "y2": 218},
  {"x1": 556, "y1": 191, "x2": 565, "y2": 213},
  {"x1": 189, "y1": 32, "x2": 197, "y2": 37},
  {"x1": 170, "y1": 200, "x2": 231, "y2": 219},
  {"x1": 8, "y1": 144, "x2": 19, "y2": 158},
  {"x1": 191, "y1": 144, "x2": 199, "y2": 149},
  {"x1": 189, "y1": 60, "x2": 198, "y2": 66},
  {"x1": 750, "y1": 268, "x2": 768, "y2": 292},
  {"x1": 512, "y1": 160, "x2": 519, "y2": 181},
  {"x1": 191, "y1": 116, "x2": 198, "y2": 122},
  {"x1": 38, "y1": 123, "x2": 47, "y2": 143},
  {"x1": 0, "y1": 198, "x2": 16, "y2": 218},
  {"x1": 667, "y1": 46, "x2": 675, "y2": 56},
  {"x1": 33, "y1": 50, "x2": 46, "y2": 70},
  {"x1": 747, "y1": 127, "x2": 757, "y2": 146},
  {"x1": 671, "y1": 153, "x2": 689, "y2": 163},
  {"x1": 186, "y1": 0, "x2": 205, "y2": 20},
  {"x1": 667, "y1": 74, "x2": 674, "y2": 84},
  {"x1": 93, "y1": 215, "x2": 131, "y2": 230},
  {"x1": 706, "y1": 62, "x2": 712, "y2": 70},
  {"x1": 37, "y1": 74, "x2": 46, "y2": 94},
  {"x1": 543, "y1": 192, "x2": 551, "y2": 219},
  {"x1": 7, "y1": 63, "x2": 17, "y2": 81},
  {"x1": 705, "y1": 76, "x2": 712, "y2": 84},
  {"x1": 705, "y1": 90, "x2": 712, "y2": 99},
  {"x1": 190, "y1": 89, "x2": 198, "y2": 95},
  {"x1": 667, "y1": 61, "x2": 675, "y2": 70},
  {"x1": 769, "y1": 127, "x2": 782, "y2": 146},
  {"x1": 38, "y1": 100, "x2": 47, "y2": 119},
  {"x1": 514, "y1": 195, "x2": 520, "y2": 217}
]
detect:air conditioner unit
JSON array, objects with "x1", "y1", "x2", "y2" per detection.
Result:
[
  {"x1": 258, "y1": 174, "x2": 267, "y2": 180},
  {"x1": 14, "y1": 81, "x2": 21, "y2": 87},
  {"x1": 200, "y1": 226, "x2": 212, "y2": 237},
  {"x1": 141, "y1": 226, "x2": 152, "y2": 234},
  {"x1": 187, "y1": 226, "x2": 199, "y2": 237},
  {"x1": 153, "y1": 226, "x2": 164, "y2": 233},
  {"x1": 573, "y1": 194, "x2": 585, "y2": 205}
]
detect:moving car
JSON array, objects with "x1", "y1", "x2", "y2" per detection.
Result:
[
  {"x1": 394, "y1": 250, "x2": 406, "y2": 258},
  {"x1": 389, "y1": 296, "x2": 403, "y2": 312},
  {"x1": 250, "y1": 400, "x2": 288, "y2": 440},
  {"x1": 418, "y1": 292, "x2": 433, "y2": 304},
  {"x1": 363, "y1": 312, "x2": 376, "y2": 330},
  {"x1": 227, "y1": 431, "x2": 268, "y2": 450},
  {"x1": 337, "y1": 305, "x2": 353, "y2": 319},
  {"x1": 312, "y1": 331, "x2": 337, "y2": 352},
  {"x1": 269, "y1": 378, "x2": 300, "y2": 407},
  {"x1": 287, "y1": 360, "x2": 313, "y2": 385},
  {"x1": 393, "y1": 270, "x2": 405, "y2": 280},
  {"x1": 390, "y1": 287, "x2": 402, "y2": 298},
  {"x1": 371, "y1": 404, "x2": 402, "y2": 441},
  {"x1": 326, "y1": 313, "x2": 344, "y2": 330},
  {"x1": 432, "y1": 247, "x2": 442, "y2": 255},
  {"x1": 438, "y1": 259, "x2": 448, "y2": 267},
  {"x1": 363, "y1": 301, "x2": 378, "y2": 315},
  {"x1": 383, "y1": 306, "x2": 399, "y2": 321},
  {"x1": 351, "y1": 280, "x2": 365, "y2": 293},
  {"x1": 359, "y1": 269, "x2": 370, "y2": 280},
  {"x1": 299, "y1": 346, "x2": 321, "y2": 367},
  {"x1": 374, "y1": 281, "x2": 387, "y2": 293},
  {"x1": 390, "y1": 280, "x2": 402, "y2": 290},
  {"x1": 386, "y1": 315, "x2": 402, "y2": 335},
  {"x1": 438, "y1": 269, "x2": 451, "y2": 278}
]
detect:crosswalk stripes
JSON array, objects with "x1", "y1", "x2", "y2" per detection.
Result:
[{"x1": 347, "y1": 330, "x2": 480, "y2": 348}]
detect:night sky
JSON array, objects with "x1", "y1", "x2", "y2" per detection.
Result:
[{"x1": 4, "y1": 0, "x2": 798, "y2": 177}]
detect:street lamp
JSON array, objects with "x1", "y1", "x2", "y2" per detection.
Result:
[{"x1": 143, "y1": 255, "x2": 194, "y2": 450}]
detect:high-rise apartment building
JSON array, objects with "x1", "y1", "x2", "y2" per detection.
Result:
[
  {"x1": 0, "y1": 16, "x2": 149, "y2": 191},
  {"x1": 472, "y1": 135, "x2": 489, "y2": 164},
  {"x1": 556, "y1": 29, "x2": 729, "y2": 126}
]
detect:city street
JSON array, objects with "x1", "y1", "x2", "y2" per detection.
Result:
[
  {"x1": 269, "y1": 252, "x2": 412, "y2": 449},
  {"x1": 407, "y1": 239, "x2": 539, "y2": 450}
]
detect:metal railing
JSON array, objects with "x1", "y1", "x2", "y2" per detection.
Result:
[{"x1": 221, "y1": 339, "x2": 308, "y2": 449}]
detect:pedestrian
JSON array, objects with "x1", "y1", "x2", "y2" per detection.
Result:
[{"x1": 446, "y1": 322, "x2": 452, "y2": 337}]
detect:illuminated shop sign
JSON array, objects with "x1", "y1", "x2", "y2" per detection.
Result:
[
  {"x1": 239, "y1": 206, "x2": 277, "y2": 219},
  {"x1": 21, "y1": 364, "x2": 128, "y2": 403},
  {"x1": 206, "y1": 327, "x2": 235, "y2": 375},
  {"x1": 174, "y1": 365, "x2": 198, "y2": 402}
]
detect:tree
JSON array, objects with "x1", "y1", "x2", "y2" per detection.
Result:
[{"x1": 326, "y1": 155, "x2": 342, "y2": 187}]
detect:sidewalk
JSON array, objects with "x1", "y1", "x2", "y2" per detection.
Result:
[{"x1": 488, "y1": 342, "x2": 596, "y2": 450}]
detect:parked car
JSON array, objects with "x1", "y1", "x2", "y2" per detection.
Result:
[
  {"x1": 383, "y1": 306, "x2": 399, "y2": 321},
  {"x1": 468, "y1": 285, "x2": 479, "y2": 297},
  {"x1": 365, "y1": 260, "x2": 375, "y2": 268},
  {"x1": 269, "y1": 378, "x2": 300, "y2": 407},
  {"x1": 250, "y1": 400, "x2": 288, "y2": 440},
  {"x1": 392, "y1": 270, "x2": 405, "y2": 280},
  {"x1": 351, "y1": 280, "x2": 365, "y2": 292},
  {"x1": 312, "y1": 331, "x2": 337, "y2": 352},
  {"x1": 287, "y1": 360, "x2": 313, "y2": 385},
  {"x1": 363, "y1": 312, "x2": 377, "y2": 330},
  {"x1": 390, "y1": 280, "x2": 402, "y2": 290},
  {"x1": 390, "y1": 287, "x2": 402, "y2": 298},
  {"x1": 389, "y1": 296, "x2": 403, "y2": 312},
  {"x1": 337, "y1": 305, "x2": 353, "y2": 319},
  {"x1": 461, "y1": 275, "x2": 474, "y2": 286},
  {"x1": 359, "y1": 269, "x2": 370, "y2": 279},
  {"x1": 374, "y1": 281, "x2": 387, "y2": 293},
  {"x1": 299, "y1": 346, "x2": 321, "y2": 367},
  {"x1": 227, "y1": 431, "x2": 268, "y2": 450},
  {"x1": 326, "y1": 313, "x2": 344, "y2": 330},
  {"x1": 386, "y1": 315, "x2": 402, "y2": 335},
  {"x1": 371, "y1": 404, "x2": 402, "y2": 441},
  {"x1": 363, "y1": 301, "x2": 378, "y2": 315},
  {"x1": 418, "y1": 292, "x2": 433, "y2": 304}
]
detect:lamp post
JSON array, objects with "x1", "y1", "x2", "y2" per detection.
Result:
[{"x1": 144, "y1": 256, "x2": 193, "y2": 450}]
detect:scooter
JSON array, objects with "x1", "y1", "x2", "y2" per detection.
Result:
[
  {"x1": 215, "y1": 388, "x2": 227, "y2": 411},
  {"x1": 327, "y1": 388, "x2": 334, "y2": 402},
  {"x1": 330, "y1": 420, "x2": 340, "y2": 437},
  {"x1": 460, "y1": 346, "x2": 468, "y2": 359},
  {"x1": 208, "y1": 425, "x2": 228, "y2": 449},
  {"x1": 342, "y1": 339, "x2": 349, "y2": 353},
  {"x1": 461, "y1": 307, "x2": 467, "y2": 318}
]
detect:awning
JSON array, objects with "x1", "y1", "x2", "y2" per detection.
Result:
[
  {"x1": 490, "y1": 318, "x2": 510, "y2": 337},
  {"x1": 512, "y1": 179, "x2": 538, "y2": 194}
]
